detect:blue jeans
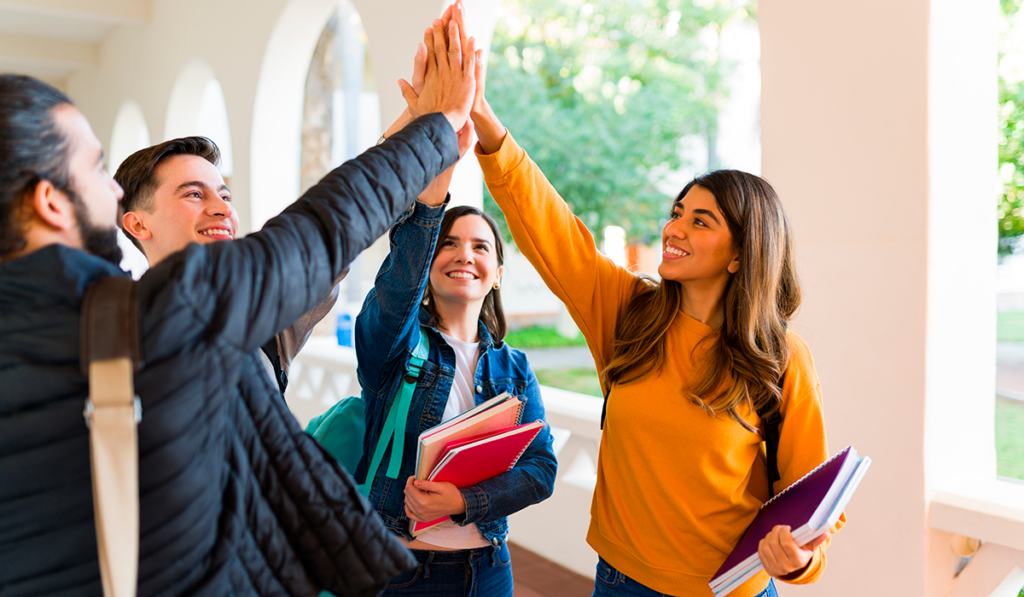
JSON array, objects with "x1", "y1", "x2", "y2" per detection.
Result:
[
  {"x1": 382, "y1": 543, "x2": 513, "y2": 596},
  {"x1": 592, "y1": 557, "x2": 778, "y2": 597}
]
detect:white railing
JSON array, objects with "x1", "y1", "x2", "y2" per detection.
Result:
[
  {"x1": 285, "y1": 337, "x2": 359, "y2": 429},
  {"x1": 286, "y1": 337, "x2": 601, "y2": 578}
]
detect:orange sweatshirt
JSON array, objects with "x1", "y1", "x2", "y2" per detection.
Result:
[{"x1": 477, "y1": 133, "x2": 843, "y2": 597}]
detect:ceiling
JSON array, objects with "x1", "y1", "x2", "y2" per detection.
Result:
[{"x1": 0, "y1": 0, "x2": 149, "y2": 87}]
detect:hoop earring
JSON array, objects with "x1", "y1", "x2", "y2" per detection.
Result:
[{"x1": 493, "y1": 282, "x2": 501, "y2": 290}]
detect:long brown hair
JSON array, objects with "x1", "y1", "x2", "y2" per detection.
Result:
[
  {"x1": 423, "y1": 205, "x2": 508, "y2": 343},
  {"x1": 601, "y1": 170, "x2": 800, "y2": 431}
]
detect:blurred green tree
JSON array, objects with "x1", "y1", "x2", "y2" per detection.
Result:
[
  {"x1": 1000, "y1": 0, "x2": 1024, "y2": 254},
  {"x1": 483, "y1": 0, "x2": 753, "y2": 242}
]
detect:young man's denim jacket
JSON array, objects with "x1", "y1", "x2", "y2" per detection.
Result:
[{"x1": 353, "y1": 199, "x2": 557, "y2": 545}]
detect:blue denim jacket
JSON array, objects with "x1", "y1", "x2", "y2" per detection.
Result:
[{"x1": 353, "y1": 199, "x2": 557, "y2": 545}]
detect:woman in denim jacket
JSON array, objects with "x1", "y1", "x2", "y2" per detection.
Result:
[{"x1": 353, "y1": 149, "x2": 557, "y2": 594}]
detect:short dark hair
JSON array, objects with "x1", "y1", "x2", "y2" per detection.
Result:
[
  {"x1": 0, "y1": 74, "x2": 75, "y2": 259},
  {"x1": 114, "y1": 136, "x2": 220, "y2": 251},
  {"x1": 423, "y1": 205, "x2": 508, "y2": 344}
]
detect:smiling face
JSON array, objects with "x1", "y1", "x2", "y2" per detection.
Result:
[
  {"x1": 122, "y1": 154, "x2": 237, "y2": 265},
  {"x1": 428, "y1": 214, "x2": 504, "y2": 311},
  {"x1": 658, "y1": 185, "x2": 740, "y2": 289}
]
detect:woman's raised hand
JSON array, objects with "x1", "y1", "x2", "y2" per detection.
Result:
[
  {"x1": 468, "y1": 46, "x2": 506, "y2": 155},
  {"x1": 399, "y1": 3, "x2": 476, "y2": 135},
  {"x1": 442, "y1": 2, "x2": 506, "y2": 154}
]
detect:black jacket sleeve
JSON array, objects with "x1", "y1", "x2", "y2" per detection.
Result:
[{"x1": 138, "y1": 113, "x2": 459, "y2": 362}]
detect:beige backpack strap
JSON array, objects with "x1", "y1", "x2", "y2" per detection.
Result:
[{"x1": 81, "y1": 276, "x2": 142, "y2": 597}]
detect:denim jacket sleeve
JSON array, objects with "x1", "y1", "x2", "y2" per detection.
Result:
[
  {"x1": 452, "y1": 367, "x2": 557, "y2": 525},
  {"x1": 354, "y1": 198, "x2": 447, "y2": 397}
]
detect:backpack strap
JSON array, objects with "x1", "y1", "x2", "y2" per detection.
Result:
[
  {"x1": 756, "y1": 373, "x2": 785, "y2": 500},
  {"x1": 358, "y1": 326, "x2": 430, "y2": 495},
  {"x1": 80, "y1": 275, "x2": 143, "y2": 597}
]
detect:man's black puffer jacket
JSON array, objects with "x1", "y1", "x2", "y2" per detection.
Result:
[{"x1": 0, "y1": 114, "x2": 457, "y2": 596}]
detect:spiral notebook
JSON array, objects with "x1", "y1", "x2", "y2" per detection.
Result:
[
  {"x1": 709, "y1": 445, "x2": 872, "y2": 596},
  {"x1": 414, "y1": 392, "x2": 524, "y2": 481},
  {"x1": 409, "y1": 420, "x2": 544, "y2": 536}
]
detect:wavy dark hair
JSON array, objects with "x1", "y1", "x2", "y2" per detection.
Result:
[
  {"x1": 423, "y1": 205, "x2": 508, "y2": 344},
  {"x1": 0, "y1": 74, "x2": 74, "y2": 260},
  {"x1": 601, "y1": 170, "x2": 801, "y2": 431}
]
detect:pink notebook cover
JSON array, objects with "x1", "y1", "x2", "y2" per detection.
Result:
[
  {"x1": 409, "y1": 421, "x2": 544, "y2": 536},
  {"x1": 415, "y1": 394, "x2": 523, "y2": 480}
]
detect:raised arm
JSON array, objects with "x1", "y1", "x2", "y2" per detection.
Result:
[
  {"x1": 140, "y1": 14, "x2": 476, "y2": 360},
  {"x1": 355, "y1": 23, "x2": 478, "y2": 393},
  {"x1": 354, "y1": 198, "x2": 446, "y2": 396},
  {"x1": 472, "y1": 126, "x2": 634, "y2": 380}
]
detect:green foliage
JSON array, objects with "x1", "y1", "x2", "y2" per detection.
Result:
[
  {"x1": 996, "y1": 397, "x2": 1024, "y2": 481},
  {"x1": 484, "y1": 0, "x2": 752, "y2": 242},
  {"x1": 504, "y1": 325, "x2": 586, "y2": 347},
  {"x1": 998, "y1": 77, "x2": 1024, "y2": 254},
  {"x1": 535, "y1": 368, "x2": 604, "y2": 397},
  {"x1": 997, "y1": 311, "x2": 1024, "y2": 342},
  {"x1": 1000, "y1": 0, "x2": 1024, "y2": 253}
]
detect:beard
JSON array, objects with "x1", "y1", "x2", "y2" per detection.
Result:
[{"x1": 70, "y1": 190, "x2": 123, "y2": 266}]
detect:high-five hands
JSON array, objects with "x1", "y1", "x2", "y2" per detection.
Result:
[
  {"x1": 757, "y1": 525, "x2": 828, "y2": 578},
  {"x1": 399, "y1": 2, "x2": 476, "y2": 135}
]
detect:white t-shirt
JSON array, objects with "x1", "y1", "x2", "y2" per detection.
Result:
[{"x1": 415, "y1": 331, "x2": 490, "y2": 549}]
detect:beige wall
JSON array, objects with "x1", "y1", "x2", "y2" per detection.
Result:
[
  {"x1": 762, "y1": 1, "x2": 929, "y2": 594},
  {"x1": 763, "y1": 0, "x2": 1023, "y2": 595}
]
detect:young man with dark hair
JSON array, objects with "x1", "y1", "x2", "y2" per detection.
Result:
[
  {"x1": 115, "y1": 135, "x2": 223, "y2": 255},
  {"x1": 0, "y1": 18, "x2": 475, "y2": 596},
  {"x1": 113, "y1": 136, "x2": 341, "y2": 392}
]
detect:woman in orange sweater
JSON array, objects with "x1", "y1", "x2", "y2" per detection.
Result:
[{"x1": 452, "y1": 46, "x2": 843, "y2": 597}]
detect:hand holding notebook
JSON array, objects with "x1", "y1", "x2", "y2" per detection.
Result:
[
  {"x1": 709, "y1": 445, "x2": 872, "y2": 596},
  {"x1": 407, "y1": 393, "x2": 545, "y2": 536}
]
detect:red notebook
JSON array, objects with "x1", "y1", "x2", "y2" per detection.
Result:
[
  {"x1": 409, "y1": 420, "x2": 545, "y2": 536},
  {"x1": 414, "y1": 393, "x2": 524, "y2": 480},
  {"x1": 708, "y1": 445, "x2": 871, "y2": 596}
]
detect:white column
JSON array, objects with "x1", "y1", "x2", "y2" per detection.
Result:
[{"x1": 761, "y1": 0, "x2": 997, "y2": 595}]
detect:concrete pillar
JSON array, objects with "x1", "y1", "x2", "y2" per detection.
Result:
[{"x1": 761, "y1": 0, "x2": 997, "y2": 594}]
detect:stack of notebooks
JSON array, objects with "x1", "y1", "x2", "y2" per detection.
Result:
[
  {"x1": 410, "y1": 392, "x2": 544, "y2": 536},
  {"x1": 709, "y1": 445, "x2": 872, "y2": 597}
]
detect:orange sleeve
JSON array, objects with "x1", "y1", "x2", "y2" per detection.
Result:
[{"x1": 476, "y1": 133, "x2": 637, "y2": 380}]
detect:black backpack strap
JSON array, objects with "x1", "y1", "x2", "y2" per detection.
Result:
[
  {"x1": 756, "y1": 321, "x2": 788, "y2": 499},
  {"x1": 600, "y1": 386, "x2": 609, "y2": 430},
  {"x1": 756, "y1": 374, "x2": 784, "y2": 500}
]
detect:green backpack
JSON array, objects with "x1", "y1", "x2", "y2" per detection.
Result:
[{"x1": 305, "y1": 327, "x2": 430, "y2": 497}]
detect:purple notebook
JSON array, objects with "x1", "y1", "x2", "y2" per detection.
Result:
[{"x1": 709, "y1": 445, "x2": 871, "y2": 596}]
